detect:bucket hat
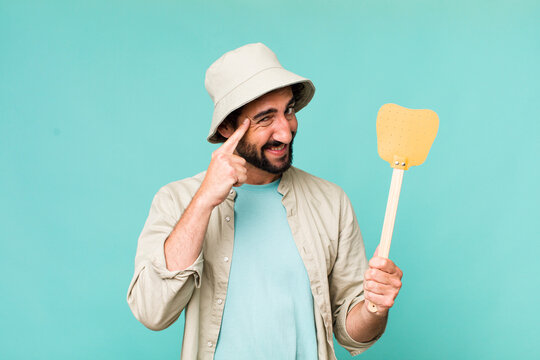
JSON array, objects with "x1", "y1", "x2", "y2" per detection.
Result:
[{"x1": 205, "y1": 43, "x2": 316, "y2": 143}]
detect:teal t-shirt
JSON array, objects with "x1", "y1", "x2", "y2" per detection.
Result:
[{"x1": 214, "y1": 179, "x2": 318, "y2": 360}]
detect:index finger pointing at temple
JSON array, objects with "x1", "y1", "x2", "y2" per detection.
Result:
[{"x1": 220, "y1": 118, "x2": 250, "y2": 153}]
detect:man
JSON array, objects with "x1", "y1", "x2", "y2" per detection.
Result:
[{"x1": 127, "y1": 43, "x2": 403, "y2": 359}]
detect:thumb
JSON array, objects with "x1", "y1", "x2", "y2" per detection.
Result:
[{"x1": 373, "y1": 245, "x2": 379, "y2": 258}]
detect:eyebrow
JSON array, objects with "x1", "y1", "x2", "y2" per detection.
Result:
[{"x1": 252, "y1": 96, "x2": 296, "y2": 120}]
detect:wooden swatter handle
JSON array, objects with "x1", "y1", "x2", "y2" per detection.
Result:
[{"x1": 368, "y1": 168, "x2": 404, "y2": 313}]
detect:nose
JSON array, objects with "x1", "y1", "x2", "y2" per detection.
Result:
[{"x1": 271, "y1": 114, "x2": 296, "y2": 144}]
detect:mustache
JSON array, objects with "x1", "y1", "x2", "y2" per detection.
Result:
[
  {"x1": 262, "y1": 132, "x2": 296, "y2": 150},
  {"x1": 263, "y1": 140, "x2": 286, "y2": 149}
]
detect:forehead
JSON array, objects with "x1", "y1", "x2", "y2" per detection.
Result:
[{"x1": 242, "y1": 86, "x2": 293, "y2": 114}]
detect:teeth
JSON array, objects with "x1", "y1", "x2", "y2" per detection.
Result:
[{"x1": 269, "y1": 144, "x2": 285, "y2": 151}]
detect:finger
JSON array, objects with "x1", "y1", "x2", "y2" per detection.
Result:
[
  {"x1": 230, "y1": 163, "x2": 247, "y2": 183},
  {"x1": 369, "y1": 256, "x2": 401, "y2": 276},
  {"x1": 364, "y1": 279, "x2": 400, "y2": 296},
  {"x1": 364, "y1": 291, "x2": 395, "y2": 309},
  {"x1": 230, "y1": 155, "x2": 247, "y2": 166},
  {"x1": 364, "y1": 268, "x2": 402, "y2": 288},
  {"x1": 220, "y1": 118, "x2": 250, "y2": 153},
  {"x1": 370, "y1": 246, "x2": 398, "y2": 273},
  {"x1": 233, "y1": 172, "x2": 247, "y2": 187},
  {"x1": 232, "y1": 163, "x2": 247, "y2": 177}
]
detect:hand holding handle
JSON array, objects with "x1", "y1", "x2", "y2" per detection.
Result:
[{"x1": 367, "y1": 168, "x2": 404, "y2": 313}]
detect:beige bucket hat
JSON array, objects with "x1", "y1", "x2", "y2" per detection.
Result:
[{"x1": 205, "y1": 43, "x2": 316, "y2": 143}]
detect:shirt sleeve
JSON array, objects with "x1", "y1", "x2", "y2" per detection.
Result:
[
  {"x1": 126, "y1": 186, "x2": 203, "y2": 331},
  {"x1": 329, "y1": 189, "x2": 382, "y2": 356}
]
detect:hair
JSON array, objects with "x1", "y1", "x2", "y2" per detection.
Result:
[{"x1": 214, "y1": 83, "x2": 305, "y2": 143}]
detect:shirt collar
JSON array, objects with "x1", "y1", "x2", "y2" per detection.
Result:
[
  {"x1": 227, "y1": 166, "x2": 296, "y2": 201},
  {"x1": 277, "y1": 166, "x2": 295, "y2": 197}
]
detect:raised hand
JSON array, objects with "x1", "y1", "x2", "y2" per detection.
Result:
[{"x1": 196, "y1": 119, "x2": 250, "y2": 209}]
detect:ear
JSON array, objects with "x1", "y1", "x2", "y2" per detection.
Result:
[{"x1": 217, "y1": 121, "x2": 235, "y2": 140}]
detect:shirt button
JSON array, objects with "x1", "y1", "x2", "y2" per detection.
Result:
[
  {"x1": 217, "y1": 298, "x2": 223, "y2": 305},
  {"x1": 229, "y1": 189, "x2": 234, "y2": 195},
  {"x1": 223, "y1": 256, "x2": 229, "y2": 262},
  {"x1": 207, "y1": 341, "x2": 213, "y2": 347},
  {"x1": 225, "y1": 216, "x2": 231, "y2": 222}
]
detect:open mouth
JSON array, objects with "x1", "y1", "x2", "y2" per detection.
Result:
[{"x1": 265, "y1": 143, "x2": 288, "y2": 155}]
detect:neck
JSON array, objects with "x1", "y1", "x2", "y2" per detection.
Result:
[{"x1": 244, "y1": 162, "x2": 282, "y2": 185}]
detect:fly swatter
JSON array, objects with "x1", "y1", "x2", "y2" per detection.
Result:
[{"x1": 368, "y1": 103, "x2": 439, "y2": 313}]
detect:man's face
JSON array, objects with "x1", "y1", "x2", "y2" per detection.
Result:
[{"x1": 234, "y1": 87, "x2": 297, "y2": 174}]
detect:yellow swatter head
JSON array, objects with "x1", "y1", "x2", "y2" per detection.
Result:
[{"x1": 376, "y1": 103, "x2": 439, "y2": 170}]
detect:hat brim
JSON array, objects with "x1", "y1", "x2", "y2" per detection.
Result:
[{"x1": 207, "y1": 67, "x2": 315, "y2": 143}]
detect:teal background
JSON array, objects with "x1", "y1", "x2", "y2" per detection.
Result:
[{"x1": 1, "y1": 0, "x2": 538, "y2": 359}]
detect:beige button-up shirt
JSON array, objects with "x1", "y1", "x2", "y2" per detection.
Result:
[{"x1": 127, "y1": 166, "x2": 379, "y2": 359}]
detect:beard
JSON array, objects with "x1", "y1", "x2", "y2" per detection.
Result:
[{"x1": 236, "y1": 136, "x2": 294, "y2": 174}]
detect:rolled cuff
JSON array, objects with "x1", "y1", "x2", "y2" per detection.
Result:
[
  {"x1": 334, "y1": 294, "x2": 381, "y2": 356},
  {"x1": 151, "y1": 251, "x2": 204, "y2": 288}
]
